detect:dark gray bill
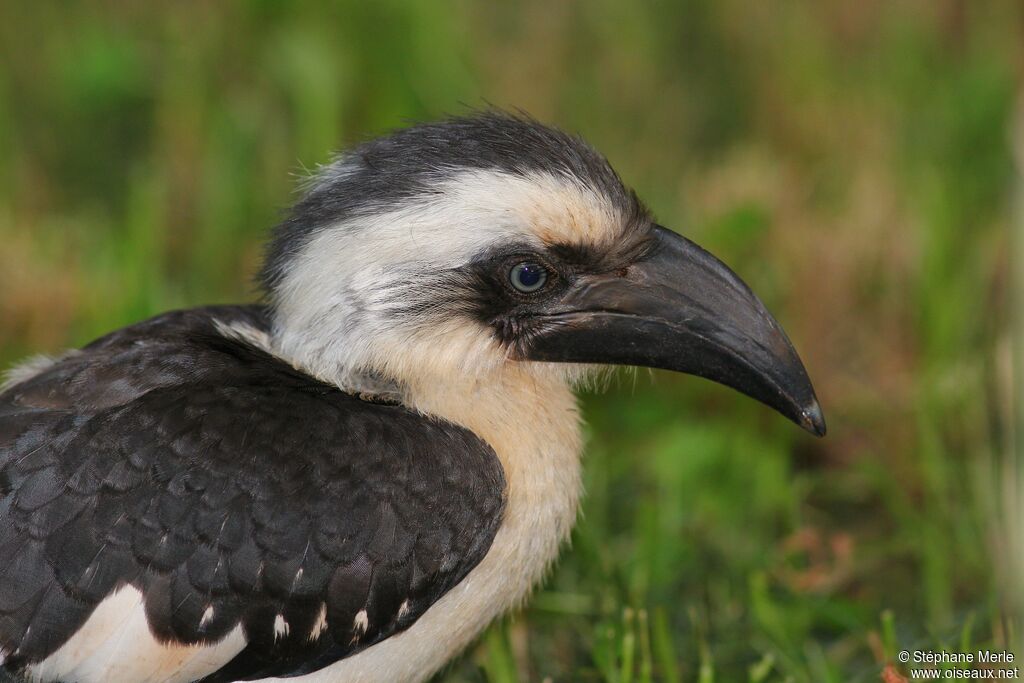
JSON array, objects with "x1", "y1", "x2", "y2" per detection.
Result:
[{"x1": 525, "y1": 225, "x2": 826, "y2": 436}]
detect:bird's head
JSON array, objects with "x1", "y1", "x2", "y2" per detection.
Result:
[{"x1": 260, "y1": 113, "x2": 825, "y2": 436}]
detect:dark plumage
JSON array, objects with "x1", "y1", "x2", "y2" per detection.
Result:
[{"x1": 0, "y1": 307, "x2": 505, "y2": 680}]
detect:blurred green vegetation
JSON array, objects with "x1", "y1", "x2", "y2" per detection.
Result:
[{"x1": 0, "y1": 1, "x2": 1021, "y2": 681}]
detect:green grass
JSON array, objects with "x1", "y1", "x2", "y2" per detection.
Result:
[{"x1": 0, "y1": 1, "x2": 1020, "y2": 680}]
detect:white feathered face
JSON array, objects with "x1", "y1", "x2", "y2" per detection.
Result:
[
  {"x1": 262, "y1": 114, "x2": 823, "y2": 435},
  {"x1": 268, "y1": 167, "x2": 651, "y2": 389}
]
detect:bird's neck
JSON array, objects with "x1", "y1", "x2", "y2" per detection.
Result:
[
  {"x1": 267, "y1": 308, "x2": 585, "y2": 566},
  {"x1": 404, "y1": 366, "x2": 585, "y2": 615},
  {"x1": 406, "y1": 367, "x2": 584, "y2": 537},
  {"x1": 269, "y1": 315, "x2": 586, "y2": 561}
]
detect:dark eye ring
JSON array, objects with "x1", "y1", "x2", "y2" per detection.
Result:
[{"x1": 509, "y1": 262, "x2": 548, "y2": 293}]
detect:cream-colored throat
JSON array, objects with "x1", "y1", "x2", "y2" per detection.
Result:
[
  {"x1": 405, "y1": 365, "x2": 585, "y2": 590},
  {"x1": 409, "y1": 367, "x2": 585, "y2": 557}
]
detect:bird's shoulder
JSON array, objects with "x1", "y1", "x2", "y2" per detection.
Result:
[{"x1": 0, "y1": 305, "x2": 507, "y2": 681}]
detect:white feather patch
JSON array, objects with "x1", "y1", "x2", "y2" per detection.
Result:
[
  {"x1": 309, "y1": 603, "x2": 328, "y2": 642},
  {"x1": 274, "y1": 614, "x2": 289, "y2": 640},
  {"x1": 28, "y1": 586, "x2": 246, "y2": 683},
  {"x1": 214, "y1": 319, "x2": 275, "y2": 356},
  {"x1": 352, "y1": 610, "x2": 368, "y2": 636},
  {"x1": 1, "y1": 351, "x2": 78, "y2": 392}
]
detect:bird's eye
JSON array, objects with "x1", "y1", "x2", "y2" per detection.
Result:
[{"x1": 509, "y1": 262, "x2": 548, "y2": 293}]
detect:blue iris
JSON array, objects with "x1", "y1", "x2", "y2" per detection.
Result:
[{"x1": 510, "y1": 262, "x2": 548, "y2": 293}]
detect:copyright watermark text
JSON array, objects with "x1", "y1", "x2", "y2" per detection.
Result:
[{"x1": 895, "y1": 650, "x2": 1019, "y2": 679}]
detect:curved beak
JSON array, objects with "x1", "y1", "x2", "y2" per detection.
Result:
[{"x1": 525, "y1": 225, "x2": 826, "y2": 436}]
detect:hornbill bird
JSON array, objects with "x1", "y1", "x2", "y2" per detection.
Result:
[{"x1": 0, "y1": 113, "x2": 825, "y2": 683}]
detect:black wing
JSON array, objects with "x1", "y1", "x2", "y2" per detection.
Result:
[{"x1": 0, "y1": 306, "x2": 506, "y2": 681}]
